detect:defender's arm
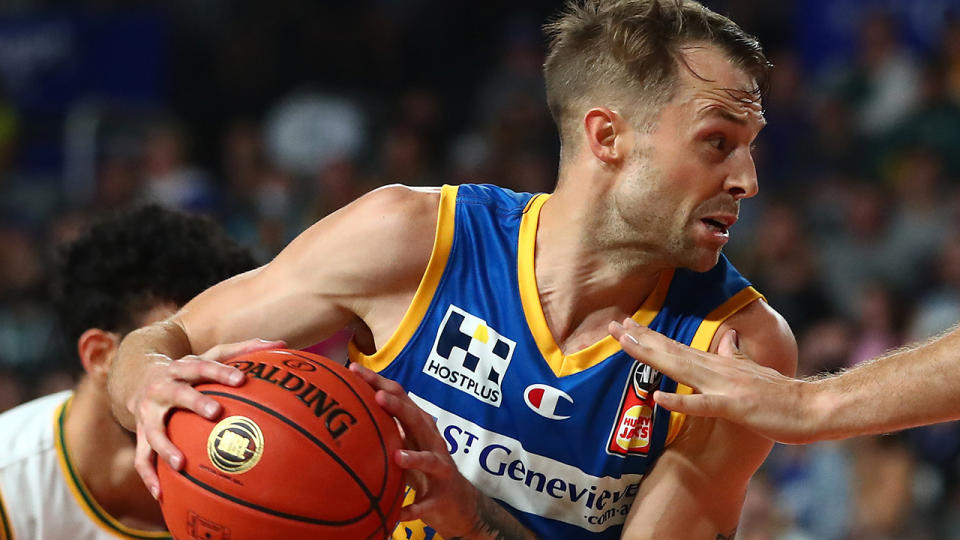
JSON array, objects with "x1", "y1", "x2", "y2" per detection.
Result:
[{"x1": 618, "y1": 300, "x2": 797, "y2": 538}]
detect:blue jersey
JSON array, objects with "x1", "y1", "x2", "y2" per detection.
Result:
[{"x1": 350, "y1": 184, "x2": 762, "y2": 539}]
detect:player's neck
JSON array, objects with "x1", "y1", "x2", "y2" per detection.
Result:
[
  {"x1": 536, "y1": 194, "x2": 662, "y2": 355},
  {"x1": 64, "y1": 377, "x2": 167, "y2": 531}
]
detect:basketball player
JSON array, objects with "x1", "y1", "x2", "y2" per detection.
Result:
[
  {"x1": 0, "y1": 205, "x2": 257, "y2": 540},
  {"x1": 611, "y1": 315, "x2": 960, "y2": 444},
  {"x1": 108, "y1": 1, "x2": 797, "y2": 538}
]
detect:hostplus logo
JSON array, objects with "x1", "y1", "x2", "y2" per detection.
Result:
[{"x1": 424, "y1": 305, "x2": 515, "y2": 406}]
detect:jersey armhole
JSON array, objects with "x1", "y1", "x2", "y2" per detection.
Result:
[
  {"x1": 348, "y1": 184, "x2": 459, "y2": 372},
  {"x1": 665, "y1": 287, "x2": 765, "y2": 446}
]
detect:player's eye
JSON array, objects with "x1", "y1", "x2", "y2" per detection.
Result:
[{"x1": 707, "y1": 135, "x2": 728, "y2": 153}]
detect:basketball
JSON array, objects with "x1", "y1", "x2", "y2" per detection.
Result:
[{"x1": 157, "y1": 349, "x2": 405, "y2": 540}]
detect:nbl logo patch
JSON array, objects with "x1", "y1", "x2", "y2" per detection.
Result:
[
  {"x1": 606, "y1": 361, "x2": 662, "y2": 457},
  {"x1": 424, "y1": 305, "x2": 515, "y2": 406}
]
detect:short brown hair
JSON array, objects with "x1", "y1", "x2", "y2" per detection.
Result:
[{"x1": 544, "y1": 0, "x2": 771, "y2": 146}]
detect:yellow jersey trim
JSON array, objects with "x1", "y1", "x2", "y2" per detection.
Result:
[
  {"x1": 391, "y1": 487, "x2": 443, "y2": 540},
  {"x1": 349, "y1": 184, "x2": 459, "y2": 372},
  {"x1": 517, "y1": 193, "x2": 674, "y2": 377},
  {"x1": 0, "y1": 481, "x2": 12, "y2": 540},
  {"x1": 54, "y1": 397, "x2": 172, "y2": 539},
  {"x1": 665, "y1": 287, "x2": 764, "y2": 445}
]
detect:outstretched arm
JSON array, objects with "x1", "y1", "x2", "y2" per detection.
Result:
[
  {"x1": 620, "y1": 300, "x2": 797, "y2": 538},
  {"x1": 610, "y1": 318, "x2": 960, "y2": 444}
]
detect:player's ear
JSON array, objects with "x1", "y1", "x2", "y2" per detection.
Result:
[
  {"x1": 583, "y1": 107, "x2": 628, "y2": 165},
  {"x1": 76, "y1": 328, "x2": 120, "y2": 382}
]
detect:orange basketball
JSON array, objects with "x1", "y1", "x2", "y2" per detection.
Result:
[{"x1": 157, "y1": 349, "x2": 405, "y2": 540}]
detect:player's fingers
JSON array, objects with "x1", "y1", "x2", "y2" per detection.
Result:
[
  {"x1": 143, "y1": 416, "x2": 185, "y2": 476},
  {"x1": 134, "y1": 428, "x2": 162, "y2": 500},
  {"x1": 403, "y1": 469, "x2": 427, "y2": 496},
  {"x1": 610, "y1": 321, "x2": 710, "y2": 388},
  {"x1": 199, "y1": 338, "x2": 286, "y2": 365},
  {"x1": 716, "y1": 329, "x2": 740, "y2": 358},
  {"x1": 395, "y1": 449, "x2": 450, "y2": 477},
  {"x1": 147, "y1": 376, "x2": 224, "y2": 421},
  {"x1": 168, "y1": 356, "x2": 246, "y2": 388},
  {"x1": 375, "y1": 391, "x2": 444, "y2": 452},
  {"x1": 349, "y1": 363, "x2": 406, "y2": 396},
  {"x1": 399, "y1": 501, "x2": 430, "y2": 523},
  {"x1": 652, "y1": 390, "x2": 725, "y2": 418}
]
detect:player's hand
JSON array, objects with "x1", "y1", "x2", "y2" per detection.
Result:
[
  {"x1": 609, "y1": 317, "x2": 816, "y2": 444},
  {"x1": 349, "y1": 363, "x2": 534, "y2": 539},
  {"x1": 129, "y1": 339, "x2": 285, "y2": 499}
]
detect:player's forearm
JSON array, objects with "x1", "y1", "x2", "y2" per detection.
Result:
[
  {"x1": 108, "y1": 319, "x2": 193, "y2": 430},
  {"x1": 808, "y1": 324, "x2": 960, "y2": 440}
]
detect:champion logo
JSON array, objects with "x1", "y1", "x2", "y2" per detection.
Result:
[{"x1": 523, "y1": 384, "x2": 573, "y2": 420}]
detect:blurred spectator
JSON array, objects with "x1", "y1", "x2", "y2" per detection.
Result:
[
  {"x1": 0, "y1": 225, "x2": 55, "y2": 370},
  {"x1": 846, "y1": 283, "x2": 904, "y2": 368},
  {"x1": 737, "y1": 201, "x2": 836, "y2": 338},
  {"x1": 885, "y1": 59, "x2": 960, "y2": 179},
  {"x1": 139, "y1": 119, "x2": 218, "y2": 213},
  {"x1": 0, "y1": 368, "x2": 25, "y2": 413},
  {"x1": 264, "y1": 92, "x2": 366, "y2": 179},
  {"x1": 849, "y1": 435, "x2": 916, "y2": 540},
  {"x1": 761, "y1": 442, "x2": 852, "y2": 540},
  {"x1": 941, "y1": 12, "x2": 960, "y2": 102},
  {"x1": 311, "y1": 157, "x2": 371, "y2": 220},
  {"x1": 837, "y1": 11, "x2": 921, "y2": 139},
  {"x1": 909, "y1": 234, "x2": 960, "y2": 342},
  {"x1": 250, "y1": 167, "x2": 299, "y2": 261},
  {"x1": 376, "y1": 124, "x2": 437, "y2": 186},
  {"x1": 818, "y1": 182, "x2": 893, "y2": 317},
  {"x1": 0, "y1": 79, "x2": 18, "y2": 177},
  {"x1": 753, "y1": 50, "x2": 816, "y2": 189},
  {"x1": 883, "y1": 148, "x2": 952, "y2": 295},
  {"x1": 738, "y1": 471, "x2": 813, "y2": 540}
]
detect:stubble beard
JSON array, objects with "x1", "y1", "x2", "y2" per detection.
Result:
[{"x1": 604, "y1": 152, "x2": 700, "y2": 271}]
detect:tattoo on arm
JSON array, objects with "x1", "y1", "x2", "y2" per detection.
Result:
[
  {"x1": 716, "y1": 528, "x2": 737, "y2": 540},
  {"x1": 450, "y1": 495, "x2": 534, "y2": 540}
]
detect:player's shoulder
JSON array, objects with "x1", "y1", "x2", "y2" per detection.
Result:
[
  {"x1": 347, "y1": 184, "x2": 441, "y2": 227},
  {"x1": 0, "y1": 391, "x2": 70, "y2": 469},
  {"x1": 720, "y1": 299, "x2": 797, "y2": 377}
]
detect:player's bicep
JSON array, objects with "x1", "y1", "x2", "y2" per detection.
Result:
[
  {"x1": 178, "y1": 184, "x2": 439, "y2": 354},
  {"x1": 176, "y1": 262, "x2": 354, "y2": 354}
]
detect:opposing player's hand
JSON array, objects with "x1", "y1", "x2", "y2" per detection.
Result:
[
  {"x1": 129, "y1": 339, "x2": 285, "y2": 499},
  {"x1": 609, "y1": 318, "x2": 816, "y2": 444},
  {"x1": 349, "y1": 363, "x2": 534, "y2": 539}
]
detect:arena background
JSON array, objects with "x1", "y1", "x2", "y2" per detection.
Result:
[{"x1": 1, "y1": 0, "x2": 959, "y2": 538}]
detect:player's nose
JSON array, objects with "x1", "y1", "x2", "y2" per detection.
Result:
[{"x1": 725, "y1": 149, "x2": 759, "y2": 200}]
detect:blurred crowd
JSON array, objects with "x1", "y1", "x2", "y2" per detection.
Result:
[{"x1": 1, "y1": 1, "x2": 960, "y2": 539}]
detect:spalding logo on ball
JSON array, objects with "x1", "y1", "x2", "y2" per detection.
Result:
[{"x1": 158, "y1": 349, "x2": 405, "y2": 540}]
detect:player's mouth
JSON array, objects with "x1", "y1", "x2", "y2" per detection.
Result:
[{"x1": 698, "y1": 214, "x2": 736, "y2": 240}]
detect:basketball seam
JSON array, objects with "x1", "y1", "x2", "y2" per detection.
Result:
[
  {"x1": 176, "y1": 469, "x2": 365, "y2": 526},
  {"x1": 286, "y1": 351, "x2": 398, "y2": 537},
  {"x1": 200, "y1": 390, "x2": 389, "y2": 529}
]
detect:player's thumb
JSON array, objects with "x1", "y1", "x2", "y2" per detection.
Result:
[{"x1": 717, "y1": 329, "x2": 741, "y2": 358}]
